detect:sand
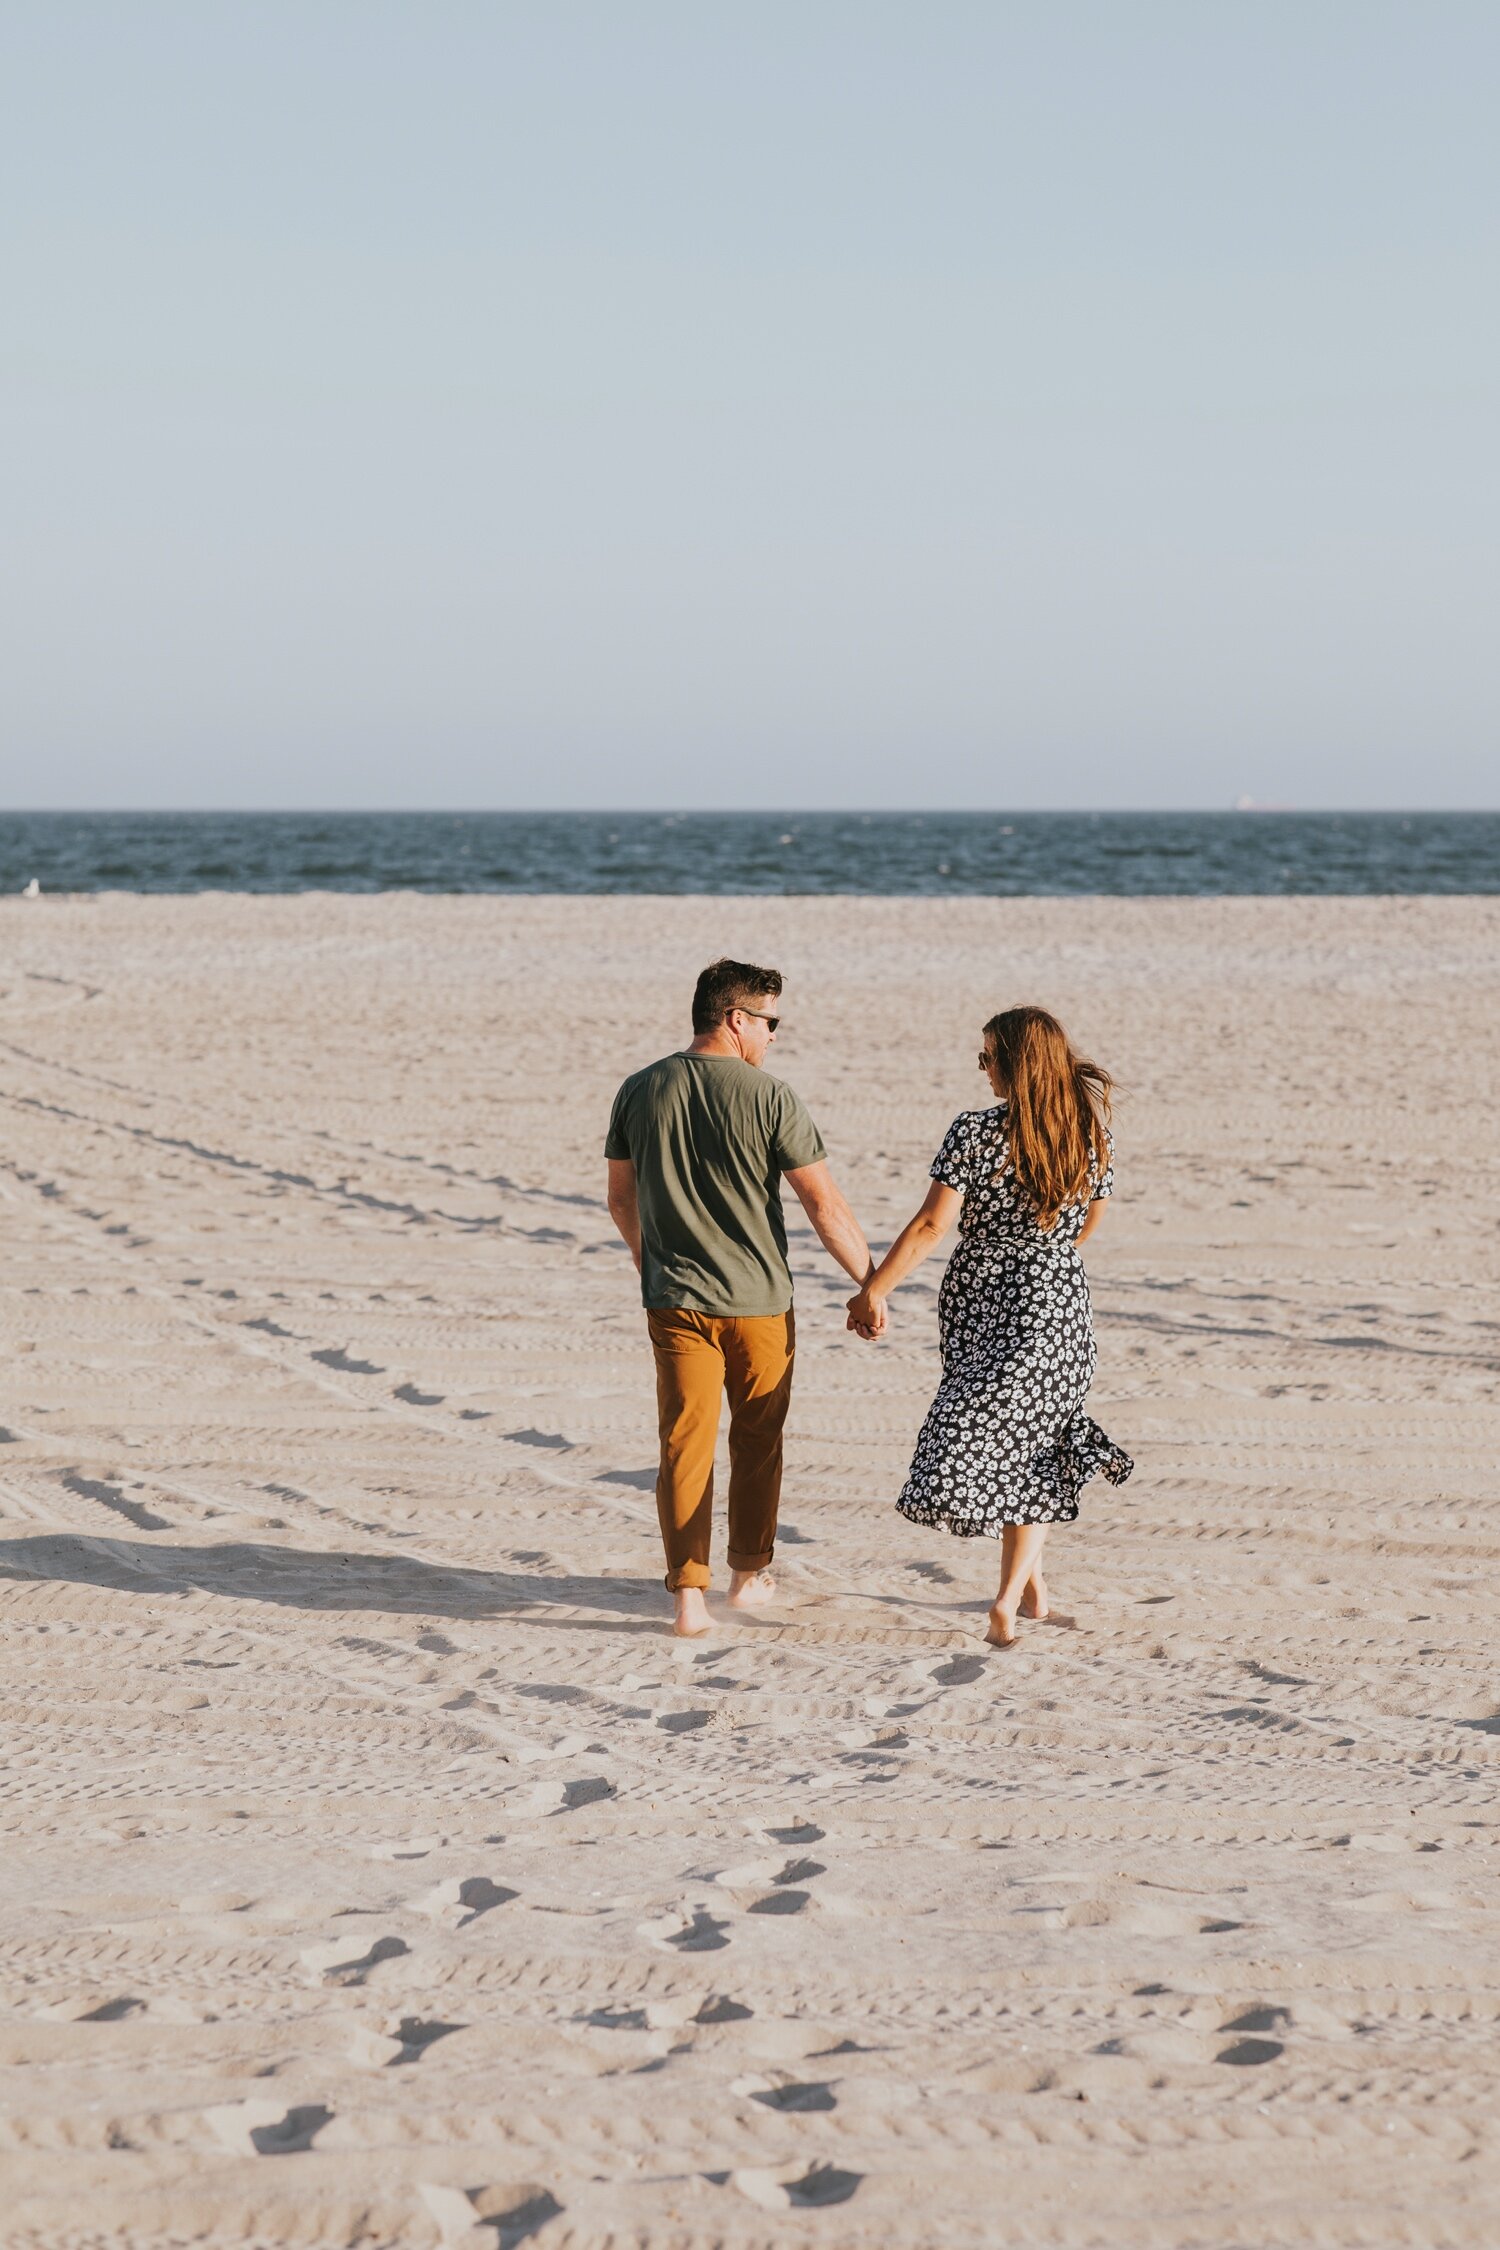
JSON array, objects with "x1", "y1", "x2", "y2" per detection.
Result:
[{"x1": 0, "y1": 891, "x2": 1497, "y2": 2250}]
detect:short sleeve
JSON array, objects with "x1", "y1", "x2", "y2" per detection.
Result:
[
  {"x1": 772, "y1": 1086, "x2": 827, "y2": 1172},
  {"x1": 1091, "y1": 1124, "x2": 1115, "y2": 1201},
  {"x1": 604, "y1": 1085, "x2": 632, "y2": 1161},
  {"x1": 929, "y1": 1115, "x2": 974, "y2": 1191}
]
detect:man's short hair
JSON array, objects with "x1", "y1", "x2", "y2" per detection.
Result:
[{"x1": 692, "y1": 957, "x2": 783, "y2": 1035}]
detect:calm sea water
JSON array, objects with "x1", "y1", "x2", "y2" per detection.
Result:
[{"x1": 1, "y1": 811, "x2": 1495, "y2": 895}]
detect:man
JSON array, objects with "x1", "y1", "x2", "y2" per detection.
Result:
[{"x1": 605, "y1": 957, "x2": 877, "y2": 1637}]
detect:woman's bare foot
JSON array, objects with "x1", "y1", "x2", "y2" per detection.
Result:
[
  {"x1": 984, "y1": 1601, "x2": 1018, "y2": 1648},
  {"x1": 1018, "y1": 1569, "x2": 1049, "y2": 1621},
  {"x1": 673, "y1": 1587, "x2": 712, "y2": 1637},
  {"x1": 727, "y1": 1569, "x2": 777, "y2": 1610}
]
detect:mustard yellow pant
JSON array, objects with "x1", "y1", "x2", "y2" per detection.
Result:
[{"x1": 647, "y1": 1308, "x2": 796, "y2": 1591}]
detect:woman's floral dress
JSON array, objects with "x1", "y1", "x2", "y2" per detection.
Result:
[{"x1": 896, "y1": 1106, "x2": 1133, "y2": 1535}]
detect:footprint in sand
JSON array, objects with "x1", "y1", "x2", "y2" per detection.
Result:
[
  {"x1": 786, "y1": 2166, "x2": 862, "y2": 2207},
  {"x1": 369, "y1": 1835, "x2": 445, "y2": 1861},
  {"x1": 1216, "y1": 2036, "x2": 1285, "y2": 2065},
  {"x1": 670, "y1": 1908, "x2": 732, "y2": 1951},
  {"x1": 420, "y1": 2181, "x2": 564, "y2": 2246},
  {"x1": 640, "y1": 1907, "x2": 731, "y2": 1953},
  {"x1": 696, "y1": 1994, "x2": 753, "y2": 2023},
  {"x1": 717, "y1": 1846, "x2": 827, "y2": 1895},
  {"x1": 585, "y1": 2005, "x2": 652, "y2": 2031},
  {"x1": 309, "y1": 1934, "x2": 410, "y2": 1986},
  {"x1": 1052, "y1": 1895, "x2": 1247, "y2": 1937},
  {"x1": 207, "y1": 2101, "x2": 333, "y2": 2156},
  {"x1": 720, "y1": 2164, "x2": 862, "y2": 2210},
  {"x1": 1222, "y1": 2004, "x2": 1292, "y2": 2034},
  {"x1": 750, "y1": 2080, "x2": 837, "y2": 2112},
  {"x1": 348, "y1": 2025, "x2": 465, "y2": 2070},
  {"x1": 931, "y1": 1653, "x2": 986, "y2": 1687},
  {"x1": 410, "y1": 1876, "x2": 518, "y2": 1927},
  {"x1": 453, "y1": 1876, "x2": 516, "y2": 1922},
  {"x1": 311, "y1": 1347, "x2": 385, "y2": 1374},
  {"x1": 251, "y1": 2103, "x2": 333, "y2": 2154},
  {"x1": 558, "y1": 1777, "x2": 615, "y2": 1811},
  {"x1": 393, "y1": 1382, "x2": 445, "y2": 1405},
  {"x1": 657, "y1": 1709, "x2": 712, "y2": 1734},
  {"x1": 748, "y1": 1889, "x2": 812, "y2": 1916},
  {"x1": 774, "y1": 1857, "x2": 826, "y2": 1884},
  {"x1": 391, "y1": 2016, "x2": 466, "y2": 2065},
  {"x1": 501, "y1": 1774, "x2": 613, "y2": 1817}
]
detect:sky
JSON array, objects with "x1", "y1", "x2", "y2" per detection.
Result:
[{"x1": 2, "y1": 2, "x2": 1496, "y2": 811}]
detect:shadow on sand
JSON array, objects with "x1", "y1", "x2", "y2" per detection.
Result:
[{"x1": 0, "y1": 1532, "x2": 660, "y2": 1627}]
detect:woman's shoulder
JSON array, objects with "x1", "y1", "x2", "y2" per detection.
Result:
[
  {"x1": 949, "y1": 1104, "x2": 1006, "y2": 1137},
  {"x1": 932, "y1": 1106, "x2": 1005, "y2": 1171}
]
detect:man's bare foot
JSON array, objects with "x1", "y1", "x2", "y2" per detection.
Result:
[
  {"x1": 984, "y1": 1601, "x2": 1018, "y2": 1648},
  {"x1": 673, "y1": 1587, "x2": 712, "y2": 1637},
  {"x1": 727, "y1": 1568, "x2": 777, "y2": 1610},
  {"x1": 1018, "y1": 1570, "x2": 1049, "y2": 1621}
]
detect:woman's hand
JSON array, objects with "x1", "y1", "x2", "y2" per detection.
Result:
[{"x1": 846, "y1": 1285, "x2": 887, "y2": 1340}]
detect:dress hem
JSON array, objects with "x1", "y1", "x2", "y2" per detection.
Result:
[{"x1": 895, "y1": 1499, "x2": 1081, "y2": 1541}]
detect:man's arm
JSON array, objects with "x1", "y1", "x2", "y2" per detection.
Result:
[
  {"x1": 785, "y1": 1160, "x2": 874, "y2": 1287},
  {"x1": 606, "y1": 1157, "x2": 642, "y2": 1272}
]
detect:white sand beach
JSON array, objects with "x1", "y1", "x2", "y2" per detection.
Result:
[{"x1": 1, "y1": 892, "x2": 1497, "y2": 2249}]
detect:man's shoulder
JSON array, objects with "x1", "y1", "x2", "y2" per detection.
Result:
[
  {"x1": 754, "y1": 1063, "x2": 804, "y2": 1105},
  {"x1": 726, "y1": 1064, "x2": 816, "y2": 1131},
  {"x1": 614, "y1": 1051, "x2": 690, "y2": 1100},
  {"x1": 614, "y1": 1053, "x2": 810, "y2": 1124}
]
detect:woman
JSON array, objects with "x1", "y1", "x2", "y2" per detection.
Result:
[{"x1": 847, "y1": 1006, "x2": 1132, "y2": 1647}]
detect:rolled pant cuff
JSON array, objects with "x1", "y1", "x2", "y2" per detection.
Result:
[
  {"x1": 726, "y1": 1547, "x2": 774, "y2": 1574},
  {"x1": 665, "y1": 1563, "x2": 711, "y2": 1593}
]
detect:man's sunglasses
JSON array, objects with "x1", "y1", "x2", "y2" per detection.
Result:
[{"x1": 738, "y1": 1007, "x2": 781, "y2": 1032}]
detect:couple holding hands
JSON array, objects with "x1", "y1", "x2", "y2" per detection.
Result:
[{"x1": 605, "y1": 958, "x2": 1131, "y2": 1646}]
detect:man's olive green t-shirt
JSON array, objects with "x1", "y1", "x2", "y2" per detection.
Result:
[{"x1": 605, "y1": 1052, "x2": 827, "y2": 1315}]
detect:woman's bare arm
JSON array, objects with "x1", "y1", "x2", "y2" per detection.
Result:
[{"x1": 846, "y1": 1181, "x2": 961, "y2": 1335}]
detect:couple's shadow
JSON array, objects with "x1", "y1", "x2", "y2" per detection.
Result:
[
  {"x1": 0, "y1": 1531, "x2": 1044, "y2": 1639},
  {"x1": 0, "y1": 1530, "x2": 661, "y2": 1632}
]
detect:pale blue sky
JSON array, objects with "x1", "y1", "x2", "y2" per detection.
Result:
[{"x1": 3, "y1": 3, "x2": 1496, "y2": 809}]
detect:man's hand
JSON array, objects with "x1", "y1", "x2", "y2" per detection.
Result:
[{"x1": 846, "y1": 1284, "x2": 888, "y2": 1341}]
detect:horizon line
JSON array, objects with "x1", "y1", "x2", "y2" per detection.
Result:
[{"x1": 3, "y1": 806, "x2": 1495, "y2": 821}]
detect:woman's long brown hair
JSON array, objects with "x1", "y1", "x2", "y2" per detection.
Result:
[{"x1": 983, "y1": 1006, "x2": 1113, "y2": 1230}]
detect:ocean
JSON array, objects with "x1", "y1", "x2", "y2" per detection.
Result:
[{"x1": 1, "y1": 810, "x2": 1495, "y2": 896}]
